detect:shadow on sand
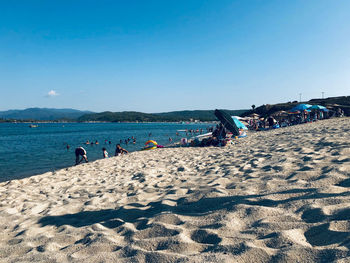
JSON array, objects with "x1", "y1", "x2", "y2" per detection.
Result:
[{"x1": 38, "y1": 188, "x2": 350, "y2": 249}]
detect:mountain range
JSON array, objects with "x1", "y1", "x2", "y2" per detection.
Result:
[
  {"x1": 0, "y1": 108, "x2": 93, "y2": 121},
  {"x1": 3, "y1": 95, "x2": 348, "y2": 122},
  {"x1": 0, "y1": 108, "x2": 248, "y2": 122},
  {"x1": 77, "y1": 110, "x2": 248, "y2": 122}
]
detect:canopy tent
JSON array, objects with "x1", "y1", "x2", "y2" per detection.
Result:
[
  {"x1": 214, "y1": 109, "x2": 240, "y2": 136},
  {"x1": 232, "y1": 116, "x2": 248, "y2": 130},
  {"x1": 289, "y1": 104, "x2": 312, "y2": 112}
]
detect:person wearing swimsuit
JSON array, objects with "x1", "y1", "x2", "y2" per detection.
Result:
[
  {"x1": 115, "y1": 144, "x2": 128, "y2": 156},
  {"x1": 75, "y1": 147, "x2": 88, "y2": 165}
]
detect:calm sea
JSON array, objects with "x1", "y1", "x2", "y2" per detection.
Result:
[{"x1": 0, "y1": 122, "x2": 212, "y2": 182}]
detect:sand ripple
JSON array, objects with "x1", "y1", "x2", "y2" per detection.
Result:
[{"x1": 1, "y1": 118, "x2": 350, "y2": 262}]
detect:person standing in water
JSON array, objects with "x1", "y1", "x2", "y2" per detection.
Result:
[
  {"x1": 102, "y1": 147, "x2": 108, "y2": 158},
  {"x1": 75, "y1": 147, "x2": 88, "y2": 165}
]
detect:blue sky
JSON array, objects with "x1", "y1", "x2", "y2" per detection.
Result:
[{"x1": 0, "y1": 0, "x2": 349, "y2": 112}]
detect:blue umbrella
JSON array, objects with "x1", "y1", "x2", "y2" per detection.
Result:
[
  {"x1": 289, "y1": 104, "x2": 312, "y2": 112},
  {"x1": 231, "y1": 117, "x2": 248, "y2": 130},
  {"x1": 309, "y1": 105, "x2": 326, "y2": 110}
]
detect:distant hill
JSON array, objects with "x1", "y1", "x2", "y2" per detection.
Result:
[
  {"x1": 78, "y1": 109, "x2": 248, "y2": 122},
  {"x1": 0, "y1": 108, "x2": 93, "y2": 121},
  {"x1": 78, "y1": 111, "x2": 161, "y2": 122},
  {"x1": 154, "y1": 110, "x2": 248, "y2": 121},
  {"x1": 242, "y1": 96, "x2": 350, "y2": 117}
]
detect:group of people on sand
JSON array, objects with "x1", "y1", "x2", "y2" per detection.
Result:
[
  {"x1": 248, "y1": 107, "x2": 345, "y2": 131},
  {"x1": 75, "y1": 144, "x2": 128, "y2": 165},
  {"x1": 190, "y1": 124, "x2": 229, "y2": 147}
]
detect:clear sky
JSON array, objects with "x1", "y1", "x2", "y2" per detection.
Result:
[{"x1": 0, "y1": 0, "x2": 349, "y2": 112}]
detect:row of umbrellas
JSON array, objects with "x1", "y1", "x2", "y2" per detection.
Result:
[
  {"x1": 243, "y1": 104, "x2": 329, "y2": 119},
  {"x1": 216, "y1": 103, "x2": 334, "y2": 134},
  {"x1": 289, "y1": 104, "x2": 327, "y2": 112}
]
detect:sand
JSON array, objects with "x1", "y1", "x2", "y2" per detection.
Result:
[{"x1": 1, "y1": 118, "x2": 350, "y2": 262}]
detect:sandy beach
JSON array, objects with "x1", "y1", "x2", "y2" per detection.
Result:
[{"x1": 1, "y1": 117, "x2": 349, "y2": 262}]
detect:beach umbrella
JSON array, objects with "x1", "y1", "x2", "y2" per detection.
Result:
[
  {"x1": 309, "y1": 105, "x2": 326, "y2": 110},
  {"x1": 288, "y1": 110, "x2": 301, "y2": 114},
  {"x1": 214, "y1": 109, "x2": 240, "y2": 136},
  {"x1": 232, "y1": 117, "x2": 248, "y2": 130},
  {"x1": 232, "y1": 115, "x2": 244, "y2": 120},
  {"x1": 272, "y1": 110, "x2": 288, "y2": 117},
  {"x1": 249, "y1": 113, "x2": 260, "y2": 119},
  {"x1": 289, "y1": 104, "x2": 312, "y2": 112}
]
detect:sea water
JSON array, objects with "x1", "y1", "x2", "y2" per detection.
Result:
[{"x1": 0, "y1": 122, "x2": 212, "y2": 182}]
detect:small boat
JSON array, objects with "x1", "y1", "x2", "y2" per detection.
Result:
[{"x1": 29, "y1": 124, "x2": 38, "y2": 128}]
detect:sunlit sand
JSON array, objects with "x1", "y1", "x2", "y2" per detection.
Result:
[{"x1": 1, "y1": 118, "x2": 349, "y2": 262}]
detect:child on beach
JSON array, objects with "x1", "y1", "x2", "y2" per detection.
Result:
[
  {"x1": 115, "y1": 144, "x2": 128, "y2": 156},
  {"x1": 102, "y1": 147, "x2": 108, "y2": 158},
  {"x1": 75, "y1": 147, "x2": 88, "y2": 165}
]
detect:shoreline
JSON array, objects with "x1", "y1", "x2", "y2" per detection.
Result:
[
  {"x1": 1, "y1": 117, "x2": 349, "y2": 262},
  {"x1": 0, "y1": 122, "x2": 213, "y2": 183},
  {"x1": 0, "y1": 120, "x2": 219, "y2": 124}
]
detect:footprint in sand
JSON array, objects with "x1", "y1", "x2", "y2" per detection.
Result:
[
  {"x1": 154, "y1": 214, "x2": 184, "y2": 225},
  {"x1": 304, "y1": 223, "x2": 349, "y2": 246},
  {"x1": 301, "y1": 208, "x2": 326, "y2": 223},
  {"x1": 133, "y1": 224, "x2": 180, "y2": 239},
  {"x1": 259, "y1": 232, "x2": 293, "y2": 249},
  {"x1": 337, "y1": 178, "x2": 350, "y2": 187},
  {"x1": 190, "y1": 229, "x2": 222, "y2": 245}
]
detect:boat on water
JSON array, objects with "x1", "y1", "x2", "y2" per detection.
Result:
[{"x1": 29, "y1": 124, "x2": 38, "y2": 128}]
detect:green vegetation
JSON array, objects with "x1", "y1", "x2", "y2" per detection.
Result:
[
  {"x1": 78, "y1": 109, "x2": 248, "y2": 122},
  {"x1": 0, "y1": 108, "x2": 92, "y2": 121},
  {"x1": 78, "y1": 111, "x2": 161, "y2": 122}
]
